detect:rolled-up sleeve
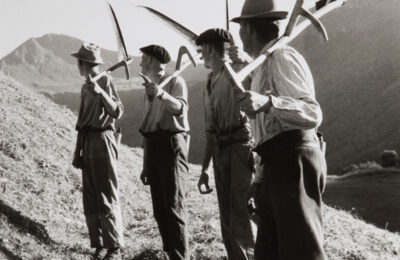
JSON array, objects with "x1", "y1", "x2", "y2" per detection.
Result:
[
  {"x1": 170, "y1": 76, "x2": 188, "y2": 116},
  {"x1": 105, "y1": 77, "x2": 124, "y2": 119},
  {"x1": 268, "y1": 48, "x2": 322, "y2": 129}
]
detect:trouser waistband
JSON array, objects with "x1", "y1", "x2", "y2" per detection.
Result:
[{"x1": 254, "y1": 129, "x2": 319, "y2": 157}]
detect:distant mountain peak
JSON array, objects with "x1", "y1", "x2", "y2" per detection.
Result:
[{"x1": 0, "y1": 33, "x2": 131, "y2": 93}]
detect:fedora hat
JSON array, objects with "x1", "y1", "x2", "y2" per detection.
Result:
[
  {"x1": 231, "y1": 0, "x2": 295, "y2": 23},
  {"x1": 71, "y1": 42, "x2": 104, "y2": 64}
]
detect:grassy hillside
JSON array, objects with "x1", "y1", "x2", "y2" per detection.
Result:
[
  {"x1": 325, "y1": 168, "x2": 400, "y2": 233},
  {"x1": 0, "y1": 71, "x2": 222, "y2": 259},
  {"x1": 2, "y1": 73, "x2": 400, "y2": 259}
]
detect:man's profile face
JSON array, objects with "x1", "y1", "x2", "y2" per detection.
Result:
[
  {"x1": 200, "y1": 45, "x2": 212, "y2": 69},
  {"x1": 239, "y1": 21, "x2": 252, "y2": 56},
  {"x1": 77, "y1": 59, "x2": 84, "y2": 76}
]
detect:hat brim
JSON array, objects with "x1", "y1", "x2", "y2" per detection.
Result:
[
  {"x1": 70, "y1": 52, "x2": 104, "y2": 65},
  {"x1": 231, "y1": 11, "x2": 288, "y2": 23}
]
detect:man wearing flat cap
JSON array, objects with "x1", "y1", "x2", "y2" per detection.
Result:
[
  {"x1": 232, "y1": 0, "x2": 328, "y2": 259},
  {"x1": 138, "y1": 44, "x2": 190, "y2": 260},
  {"x1": 195, "y1": 28, "x2": 256, "y2": 260},
  {"x1": 71, "y1": 42, "x2": 124, "y2": 260}
]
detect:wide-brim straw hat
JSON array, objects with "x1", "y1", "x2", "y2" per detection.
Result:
[
  {"x1": 71, "y1": 42, "x2": 104, "y2": 65},
  {"x1": 231, "y1": 0, "x2": 295, "y2": 23}
]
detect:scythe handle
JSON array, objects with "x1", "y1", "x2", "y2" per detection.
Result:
[{"x1": 151, "y1": 53, "x2": 201, "y2": 90}]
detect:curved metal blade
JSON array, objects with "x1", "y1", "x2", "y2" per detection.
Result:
[
  {"x1": 106, "y1": 0, "x2": 128, "y2": 60},
  {"x1": 176, "y1": 46, "x2": 197, "y2": 70},
  {"x1": 225, "y1": 0, "x2": 230, "y2": 31},
  {"x1": 301, "y1": 7, "x2": 329, "y2": 41},
  {"x1": 139, "y1": 5, "x2": 198, "y2": 48}
]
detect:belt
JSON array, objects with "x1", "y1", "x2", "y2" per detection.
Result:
[
  {"x1": 253, "y1": 129, "x2": 319, "y2": 157},
  {"x1": 209, "y1": 124, "x2": 252, "y2": 146}
]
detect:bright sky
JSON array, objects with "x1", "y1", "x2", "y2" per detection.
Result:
[{"x1": 0, "y1": 0, "x2": 245, "y2": 59}]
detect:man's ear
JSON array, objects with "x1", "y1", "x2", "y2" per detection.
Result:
[
  {"x1": 206, "y1": 44, "x2": 215, "y2": 55},
  {"x1": 148, "y1": 56, "x2": 154, "y2": 65}
]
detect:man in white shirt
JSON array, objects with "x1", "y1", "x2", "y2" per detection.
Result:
[{"x1": 232, "y1": 0, "x2": 327, "y2": 259}]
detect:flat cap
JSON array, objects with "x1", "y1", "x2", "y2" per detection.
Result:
[
  {"x1": 195, "y1": 28, "x2": 232, "y2": 46},
  {"x1": 140, "y1": 45, "x2": 171, "y2": 64}
]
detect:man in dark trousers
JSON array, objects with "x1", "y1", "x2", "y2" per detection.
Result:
[
  {"x1": 195, "y1": 28, "x2": 257, "y2": 260},
  {"x1": 139, "y1": 45, "x2": 190, "y2": 260},
  {"x1": 71, "y1": 42, "x2": 124, "y2": 260},
  {"x1": 231, "y1": 0, "x2": 328, "y2": 259}
]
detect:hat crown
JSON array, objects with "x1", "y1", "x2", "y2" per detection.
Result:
[
  {"x1": 78, "y1": 42, "x2": 101, "y2": 62},
  {"x1": 241, "y1": 0, "x2": 294, "y2": 16},
  {"x1": 71, "y1": 42, "x2": 104, "y2": 64}
]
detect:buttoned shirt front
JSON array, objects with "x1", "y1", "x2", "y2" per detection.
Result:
[{"x1": 203, "y1": 64, "x2": 251, "y2": 139}]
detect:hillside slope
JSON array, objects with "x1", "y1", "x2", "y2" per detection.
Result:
[
  {"x1": 325, "y1": 168, "x2": 400, "y2": 233},
  {"x1": 0, "y1": 71, "x2": 223, "y2": 259},
  {"x1": 1, "y1": 72, "x2": 400, "y2": 259}
]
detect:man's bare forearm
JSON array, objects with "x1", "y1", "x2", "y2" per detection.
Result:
[
  {"x1": 159, "y1": 91, "x2": 185, "y2": 115},
  {"x1": 201, "y1": 137, "x2": 213, "y2": 174}
]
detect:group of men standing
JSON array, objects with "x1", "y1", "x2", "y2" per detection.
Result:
[{"x1": 71, "y1": 0, "x2": 328, "y2": 259}]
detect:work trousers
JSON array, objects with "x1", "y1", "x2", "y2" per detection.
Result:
[
  {"x1": 213, "y1": 142, "x2": 257, "y2": 260},
  {"x1": 254, "y1": 130, "x2": 327, "y2": 260},
  {"x1": 144, "y1": 133, "x2": 189, "y2": 260},
  {"x1": 81, "y1": 130, "x2": 124, "y2": 249}
]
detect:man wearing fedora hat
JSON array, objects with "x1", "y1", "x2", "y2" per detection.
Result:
[
  {"x1": 231, "y1": 0, "x2": 327, "y2": 259},
  {"x1": 138, "y1": 44, "x2": 190, "y2": 260},
  {"x1": 195, "y1": 28, "x2": 257, "y2": 260},
  {"x1": 71, "y1": 42, "x2": 124, "y2": 260}
]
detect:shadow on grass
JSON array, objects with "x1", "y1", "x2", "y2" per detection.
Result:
[{"x1": 128, "y1": 248, "x2": 164, "y2": 260}]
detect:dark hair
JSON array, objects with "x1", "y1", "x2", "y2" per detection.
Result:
[{"x1": 245, "y1": 18, "x2": 280, "y2": 43}]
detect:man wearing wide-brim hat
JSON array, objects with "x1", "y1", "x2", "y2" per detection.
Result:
[
  {"x1": 195, "y1": 28, "x2": 257, "y2": 260},
  {"x1": 232, "y1": 0, "x2": 328, "y2": 259},
  {"x1": 71, "y1": 42, "x2": 124, "y2": 260}
]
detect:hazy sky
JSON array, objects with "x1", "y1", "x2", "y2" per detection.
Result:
[{"x1": 0, "y1": 0, "x2": 245, "y2": 59}]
